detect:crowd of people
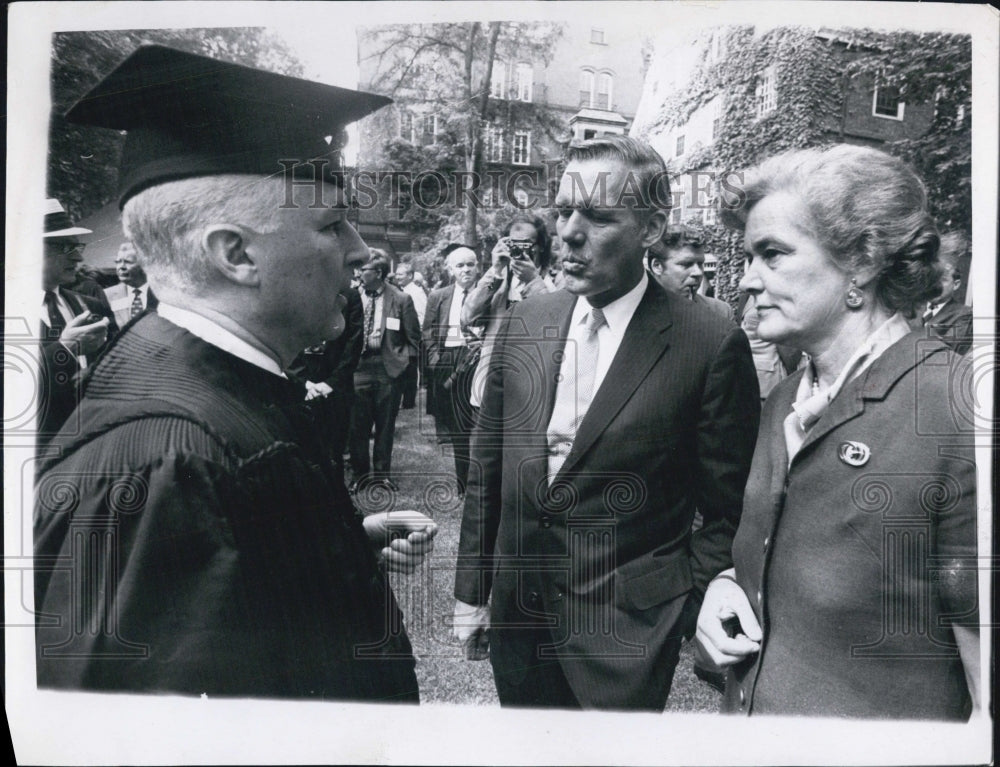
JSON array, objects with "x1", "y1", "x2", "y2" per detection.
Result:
[{"x1": 34, "y1": 44, "x2": 979, "y2": 719}]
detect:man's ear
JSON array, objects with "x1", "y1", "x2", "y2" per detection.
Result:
[
  {"x1": 647, "y1": 255, "x2": 665, "y2": 276},
  {"x1": 640, "y1": 209, "x2": 669, "y2": 251},
  {"x1": 202, "y1": 225, "x2": 259, "y2": 287}
]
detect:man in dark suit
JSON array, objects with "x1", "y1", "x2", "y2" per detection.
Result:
[
  {"x1": 423, "y1": 246, "x2": 481, "y2": 495},
  {"x1": 348, "y1": 251, "x2": 421, "y2": 491},
  {"x1": 289, "y1": 286, "x2": 363, "y2": 485},
  {"x1": 922, "y1": 238, "x2": 973, "y2": 355},
  {"x1": 104, "y1": 240, "x2": 159, "y2": 325},
  {"x1": 39, "y1": 198, "x2": 118, "y2": 447},
  {"x1": 34, "y1": 45, "x2": 435, "y2": 700},
  {"x1": 453, "y1": 136, "x2": 760, "y2": 710}
]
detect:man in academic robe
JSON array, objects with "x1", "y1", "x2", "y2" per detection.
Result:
[{"x1": 34, "y1": 45, "x2": 435, "y2": 701}]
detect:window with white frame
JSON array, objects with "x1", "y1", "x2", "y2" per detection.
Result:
[
  {"x1": 485, "y1": 125, "x2": 504, "y2": 162},
  {"x1": 710, "y1": 96, "x2": 723, "y2": 139},
  {"x1": 591, "y1": 28, "x2": 605, "y2": 44},
  {"x1": 872, "y1": 86, "x2": 905, "y2": 120},
  {"x1": 512, "y1": 131, "x2": 531, "y2": 165},
  {"x1": 516, "y1": 63, "x2": 533, "y2": 102},
  {"x1": 755, "y1": 65, "x2": 776, "y2": 118},
  {"x1": 399, "y1": 110, "x2": 414, "y2": 142},
  {"x1": 676, "y1": 135, "x2": 685, "y2": 157},
  {"x1": 422, "y1": 114, "x2": 438, "y2": 142},
  {"x1": 490, "y1": 60, "x2": 507, "y2": 99},
  {"x1": 579, "y1": 69, "x2": 594, "y2": 107},
  {"x1": 596, "y1": 72, "x2": 613, "y2": 110}
]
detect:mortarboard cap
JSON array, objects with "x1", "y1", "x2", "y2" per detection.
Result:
[
  {"x1": 63, "y1": 44, "x2": 392, "y2": 208},
  {"x1": 44, "y1": 198, "x2": 93, "y2": 238}
]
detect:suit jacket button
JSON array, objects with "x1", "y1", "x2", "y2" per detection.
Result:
[
  {"x1": 528, "y1": 591, "x2": 540, "y2": 604},
  {"x1": 540, "y1": 516, "x2": 552, "y2": 528}
]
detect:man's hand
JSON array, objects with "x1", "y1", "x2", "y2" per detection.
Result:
[
  {"x1": 695, "y1": 570, "x2": 762, "y2": 668},
  {"x1": 61, "y1": 313, "x2": 109, "y2": 357},
  {"x1": 452, "y1": 599, "x2": 490, "y2": 660},
  {"x1": 362, "y1": 510, "x2": 437, "y2": 574},
  {"x1": 509, "y1": 256, "x2": 538, "y2": 285},
  {"x1": 304, "y1": 380, "x2": 333, "y2": 401}
]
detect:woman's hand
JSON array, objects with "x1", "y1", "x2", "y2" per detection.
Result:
[
  {"x1": 362, "y1": 510, "x2": 438, "y2": 574},
  {"x1": 695, "y1": 570, "x2": 762, "y2": 668}
]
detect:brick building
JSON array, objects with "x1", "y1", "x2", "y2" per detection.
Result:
[{"x1": 353, "y1": 21, "x2": 649, "y2": 261}]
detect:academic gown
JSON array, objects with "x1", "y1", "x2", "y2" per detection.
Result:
[{"x1": 34, "y1": 313, "x2": 418, "y2": 702}]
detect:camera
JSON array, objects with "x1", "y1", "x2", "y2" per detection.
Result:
[{"x1": 506, "y1": 238, "x2": 534, "y2": 262}]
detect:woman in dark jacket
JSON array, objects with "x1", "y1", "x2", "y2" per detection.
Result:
[{"x1": 695, "y1": 145, "x2": 980, "y2": 720}]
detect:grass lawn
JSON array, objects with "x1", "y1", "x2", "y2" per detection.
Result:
[{"x1": 350, "y1": 391, "x2": 723, "y2": 712}]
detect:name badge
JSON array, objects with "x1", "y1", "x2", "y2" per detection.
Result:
[{"x1": 385, "y1": 317, "x2": 401, "y2": 331}]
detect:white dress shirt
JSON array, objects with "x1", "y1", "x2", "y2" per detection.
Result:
[
  {"x1": 158, "y1": 303, "x2": 285, "y2": 378},
  {"x1": 444, "y1": 286, "x2": 470, "y2": 348},
  {"x1": 401, "y1": 282, "x2": 427, "y2": 327},
  {"x1": 546, "y1": 272, "x2": 648, "y2": 479}
]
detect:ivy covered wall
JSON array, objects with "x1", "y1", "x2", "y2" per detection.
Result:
[{"x1": 635, "y1": 25, "x2": 972, "y2": 309}]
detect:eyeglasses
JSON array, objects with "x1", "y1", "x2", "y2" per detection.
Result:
[{"x1": 47, "y1": 242, "x2": 86, "y2": 257}]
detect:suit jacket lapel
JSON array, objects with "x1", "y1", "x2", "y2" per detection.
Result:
[
  {"x1": 535, "y1": 291, "x2": 577, "y2": 432},
  {"x1": 555, "y1": 282, "x2": 673, "y2": 480},
  {"x1": 795, "y1": 330, "x2": 932, "y2": 460},
  {"x1": 438, "y1": 285, "x2": 456, "y2": 348},
  {"x1": 62, "y1": 289, "x2": 85, "y2": 317}
]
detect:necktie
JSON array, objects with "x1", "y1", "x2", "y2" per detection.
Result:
[
  {"x1": 363, "y1": 292, "x2": 377, "y2": 353},
  {"x1": 130, "y1": 288, "x2": 144, "y2": 317},
  {"x1": 546, "y1": 306, "x2": 607, "y2": 481},
  {"x1": 922, "y1": 303, "x2": 937, "y2": 325},
  {"x1": 44, "y1": 291, "x2": 66, "y2": 338}
]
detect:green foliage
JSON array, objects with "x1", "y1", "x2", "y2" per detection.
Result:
[
  {"x1": 48, "y1": 28, "x2": 305, "y2": 219},
  {"x1": 357, "y1": 21, "x2": 565, "y2": 258},
  {"x1": 642, "y1": 25, "x2": 971, "y2": 309}
]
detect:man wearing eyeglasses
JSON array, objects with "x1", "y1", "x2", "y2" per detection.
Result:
[{"x1": 38, "y1": 198, "x2": 118, "y2": 446}]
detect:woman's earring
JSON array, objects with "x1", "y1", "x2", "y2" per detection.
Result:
[{"x1": 845, "y1": 278, "x2": 864, "y2": 309}]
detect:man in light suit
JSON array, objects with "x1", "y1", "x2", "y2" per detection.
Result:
[
  {"x1": 394, "y1": 261, "x2": 426, "y2": 409},
  {"x1": 39, "y1": 198, "x2": 118, "y2": 448},
  {"x1": 453, "y1": 136, "x2": 760, "y2": 710},
  {"x1": 423, "y1": 247, "x2": 480, "y2": 495},
  {"x1": 104, "y1": 240, "x2": 158, "y2": 325},
  {"x1": 348, "y1": 251, "x2": 421, "y2": 491},
  {"x1": 647, "y1": 225, "x2": 734, "y2": 322}
]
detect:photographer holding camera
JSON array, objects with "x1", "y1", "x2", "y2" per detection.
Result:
[{"x1": 463, "y1": 215, "x2": 557, "y2": 409}]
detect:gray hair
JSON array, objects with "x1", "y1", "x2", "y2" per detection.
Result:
[
  {"x1": 564, "y1": 135, "x2": 672, "y2": 215},
  {"x1": 720, "y1": 144, "x2": 942, "y2": 317},
  {"x1": 122, "y1": 174, "x2": 287, "y2": 293}
]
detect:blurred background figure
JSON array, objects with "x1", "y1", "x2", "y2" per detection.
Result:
[
  {"x1": 918, "y1": 231, "x2": 973, "y2": 355},
  {"x1": 736, "y1": 289, "x2": 801, "y2": 402},
  {"x1": 289, "y1": 285, "x2": 363, "y2": 486},
  {"x1": 424, "y1": 245, "x2": 481, "y2": 495},
  {"x1": 464, "y1": 214, "x2": 557, "y2": 409},
  {"x1": 348, "y1": 250, "x2": 421, "y2": 492},
  {"x1": 647, "y1": 225, "x2": 734, "y2": 321},
  {"x1": 394, "y1": 260, "x2": 427, "y2": 409},
  {"x1": 38, "y1": 198, "x2": 117, "y2": 447},
  {"x1": 104, "y1": 240, "x2": 158, "y2": 325},
  {"x1": 697, "y1": 145, "x2": 979, "y2": 720}
]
